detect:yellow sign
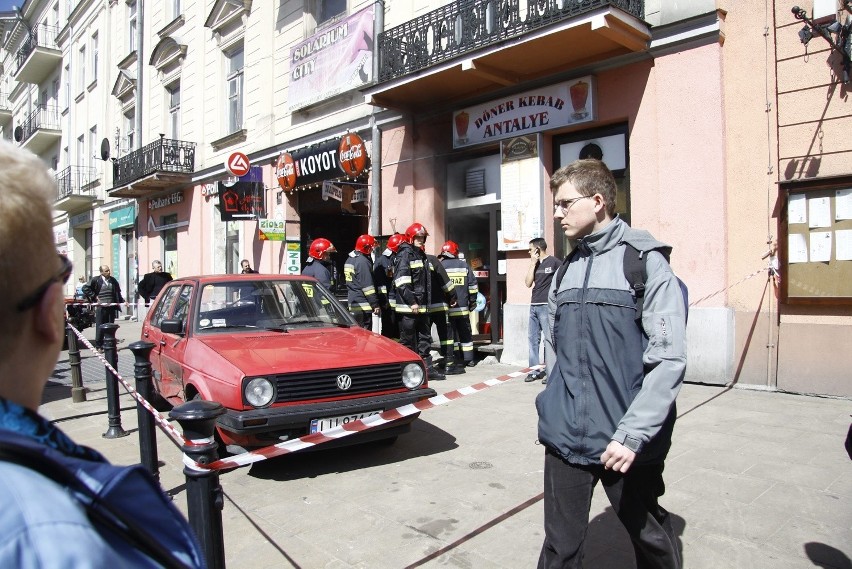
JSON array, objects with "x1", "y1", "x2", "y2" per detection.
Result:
[{"x1": 258, "y1": 219, "x2": 286, "y2": 241}]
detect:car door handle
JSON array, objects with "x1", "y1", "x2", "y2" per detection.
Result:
[
  {"x1": 143, "y1": 331, "x2": 149, "y2": 338},
  {"x1": 160, "y1": 340, "x2": 166, "y2": 346}
]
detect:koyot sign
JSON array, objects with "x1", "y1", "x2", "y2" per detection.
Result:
[{"x1": 276, "y1": 133, "x2": 369, "y2": 192}]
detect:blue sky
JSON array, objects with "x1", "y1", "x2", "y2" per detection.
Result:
[{"x1": 0, "y1": 0, "x2": 20, "y2": 12}]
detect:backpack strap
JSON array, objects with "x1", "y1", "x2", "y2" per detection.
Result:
[
  {"x1": 0, "y1": 442, "x2": 194, "y2": 569},
  {"x1": 622, "y1": 243, "x2": 673, "y2": 321}
]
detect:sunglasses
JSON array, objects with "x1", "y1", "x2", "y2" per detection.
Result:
[{"x1": 16, "y1": 254, "x2": 73, "y2": 312}]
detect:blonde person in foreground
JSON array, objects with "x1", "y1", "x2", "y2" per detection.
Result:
[{"x1": 0, "y1": 141, "x2": 205, "y2": 568}]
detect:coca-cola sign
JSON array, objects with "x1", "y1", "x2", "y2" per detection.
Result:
[
  {"x1": 276, "y1": 152, "x2": 296, "y2": 191},
  {"x1": 338, "y1": 132, "x2": 367, "y2": 177}
]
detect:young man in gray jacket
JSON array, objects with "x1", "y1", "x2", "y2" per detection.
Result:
[{"x1": 536, "y1": 159, "x2": 686, "y2": 569}]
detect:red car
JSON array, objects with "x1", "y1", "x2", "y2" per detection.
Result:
[{"x1": 141, "y1": 274, "x2": 434, "y2": 453}]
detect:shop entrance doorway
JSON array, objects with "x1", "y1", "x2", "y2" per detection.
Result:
[{"x1": 446, "y1": 203, "x2": 504, "y2": 345}]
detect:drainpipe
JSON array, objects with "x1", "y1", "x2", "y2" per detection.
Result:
[
  {"x1": 369, "y1": 0, "x2": 384, "y2": 236},
  {"x1": 135, "y1": 0, "x2": 143, "y2": 151}
]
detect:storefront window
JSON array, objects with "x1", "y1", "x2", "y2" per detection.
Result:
[{"x1": 163, "y1": 213, "x2": 178, "y2": 276}]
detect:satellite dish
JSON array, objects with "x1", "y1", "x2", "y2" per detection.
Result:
[
  {"x1": 13, "y1": 126, "x2": 23, "y2": 142},
  {"x1": 100, "y1": 138, "x2": 110, "y2": 161}
]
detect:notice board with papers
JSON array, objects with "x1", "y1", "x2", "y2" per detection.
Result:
[{"x1": 781, "y1": 180, "x2": 852, "y2": 304}]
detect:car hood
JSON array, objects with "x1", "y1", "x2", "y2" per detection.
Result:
[{"x1": 193, "y1": 327, "x2": 420, "y2": 375}]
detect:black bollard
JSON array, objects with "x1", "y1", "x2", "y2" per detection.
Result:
[
  {"x1": 66, "y1": 323, "x2": 86, "y2": 403},
  {"x1": 170, "y1": 400, "x2": 226, "y2": 569},
  {"x1": 101, "y1": 323, "x2": 128, "y2": 439},
  {"x1": 129, "y1": 341, "x2": 159, "y2": 480}
]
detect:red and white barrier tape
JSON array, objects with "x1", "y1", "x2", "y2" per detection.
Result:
[
  {"x1": 192, "y1": 366, "x2": 543, "y2": 473},
  {"x1": 688, "y1": 265, "x2": 770, "y2": 307}
]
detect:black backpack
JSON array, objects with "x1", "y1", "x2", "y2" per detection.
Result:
[{"x1": 554, "y1": 243, "x2": 689, "y2": 323}]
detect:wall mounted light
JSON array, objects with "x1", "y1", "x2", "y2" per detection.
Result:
[{"x1": 792, "y1": 5, "x2": 852, "y2": 83}]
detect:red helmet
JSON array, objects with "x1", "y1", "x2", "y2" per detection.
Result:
[
  {"x1": 386, "y1": 233, "x2": 405, "y2": 253},
  {"x1": 440, "y1": 240, "x2": 459, "y2": 258},
  {"x1": 308, "y1": 238, "x2": 336, "y2": 260},
  {"x1": 404, "y1": 222, "x2": 429, "y2": 244},
  {"x1": 355, "y1": 234, "x2": 377, "y2": 255}
]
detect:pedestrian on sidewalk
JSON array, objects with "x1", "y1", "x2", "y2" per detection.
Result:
[
  {"x1": 88, "y1": 265, "x2": 124, "y2": 351},
  {"x1": 536, "y1": 159, "x2": 687, "y2": 569},
  {"x1": 0, "y1": 140, "x2": 204, "y2": 568},
  {"x1": 137, "y1": 260, "x2": 173, "y2": 306},
  {"x1": 525, "y1": 237, "x2": 559, "y2": 384}
]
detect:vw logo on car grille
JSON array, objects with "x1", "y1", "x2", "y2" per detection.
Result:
[{"x1": 336, "y1": 374, "x2": 352, "y2": 390}]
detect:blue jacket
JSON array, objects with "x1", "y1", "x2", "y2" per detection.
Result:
[
  {"x1": 536, "y1": 217, "x2": 687, "y2": 466},
  {"x1": 0, "y1": 400, "x2": 205, "y2": 568}
]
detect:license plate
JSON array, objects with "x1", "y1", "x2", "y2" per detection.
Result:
[{"x1": 310, "y1": 410, "x2": 381, "y2": 433}]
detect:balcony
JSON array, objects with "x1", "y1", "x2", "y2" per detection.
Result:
[
  {"x1": 368, "y1": 0, "x2": 649, "y2": 110},
  {"x1": 110, "y1": 136, "x2": 196, "y2": 198},
  {"x1": 0, "y1": 91, "x2": 11, "y2": 126},
  {"x1": 54, "y1": 166, "x2": 101, "y2": 213},
  {"x1": 15, "y1": 104, "x2": 61, "y2": 155},
  {"x1": 14, "y1": 23, "x2": 62, "y2": 85}
]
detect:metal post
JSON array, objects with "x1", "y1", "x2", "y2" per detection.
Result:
[
  {"x1": 129, "y1": 340, "x2": 158, "y2": 480},
  {"x1": 101, "y1": 323, "x2": 128, "y2": 439},
  {"x1": 66, "y1": 323, "x2": 86, "y2": 402},
  {"x1": 170, "y1": 400, "x2": 226, "y2": 569}
]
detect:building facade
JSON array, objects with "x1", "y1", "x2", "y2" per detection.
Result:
[{"x1": 1, "y1": 0, "x2": 849, "y2": 396}]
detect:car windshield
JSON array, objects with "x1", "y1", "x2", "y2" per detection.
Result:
[{"x1": 194, "y1": 279, "x2": 354, "y2": 334}]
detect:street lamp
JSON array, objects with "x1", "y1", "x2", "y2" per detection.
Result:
[{"x1": 792, "y1": 5, "x2": 852, "y2": 83}]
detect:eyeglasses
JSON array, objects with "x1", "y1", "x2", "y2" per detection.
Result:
[
  {"x1": 16, "y1": 254, "x2": 73, "y2": 312},
  {"x1": 554, "y1": 196, "x2": 591, "y2": 215}
]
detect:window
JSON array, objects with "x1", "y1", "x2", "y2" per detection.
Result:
[
  {"x1": 163, "y1": 213, "x2": 179, "y2": 277},
  {"x1": 88, "y1": 126, "x2": 97, "y2": 181},
  {"x1": 124, "y1": 110, "x2": 134, "y2": 153},
  {"x1": 52, "y1": 78, "x2": 60, "y2": 105},
  {"x1": 171, "y1": 0, "x2": 181, "y2": 20},
  {"x1": 63, "y1": 146, "x2": 68, "y2": 168},
  {"x1": 78, "y1": 45, "x2": 86, "y2": 92},
  {"x1": 167, "y1": 84, "x2": 180, "y2": 139},
  {"x1": 128, "y1": 1, "x2": 137, "y2": 53},
  {"x1": 91, "y1": 33, "x2": 98, "y2": 82},
  {"x1": 316, "y1": 0, "x2": 346, "y2": 26},
  {"x1": 76, "y1": 135, "x2": 84, "y2": 166},
  {"x1": 226, "y1": 48, "x2": 244, "y2": 133}
]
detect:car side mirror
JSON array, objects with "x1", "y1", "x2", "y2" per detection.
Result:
[{"x1": 161, "y1": 318, "x2": 185, "y2": 335}]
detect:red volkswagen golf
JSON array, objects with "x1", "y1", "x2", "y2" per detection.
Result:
[{"x1": 141, "y1": 274, "x2": 434, "y2": 453}]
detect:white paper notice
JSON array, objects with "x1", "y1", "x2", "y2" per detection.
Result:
[
  {"x1": 810, "y1": 231, "x2": 832, "y2": 262},
  {"x1": 836, "y1": 189, "x2": 852, "y2": 221},
  {"x1": 788, "y1": 233, "x2": 808, "y2": 263},
  {"x1": 837, "y1": 229, "x2": 852, "y2": 260},
  {"x1": 808, "y1": 196, "x2": 831, "y2": 228},
  {"x1": 788, "y1": 193, "x2": 807, "y2": 224}
]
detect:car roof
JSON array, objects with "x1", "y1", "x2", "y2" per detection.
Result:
[{"x1": 170, "y1": 274, "x2": 316, "y2": 284}]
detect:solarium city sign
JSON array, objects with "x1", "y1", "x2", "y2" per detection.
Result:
[{"x1": 451, "y1": 77, "x2": 596, "y2": 149}]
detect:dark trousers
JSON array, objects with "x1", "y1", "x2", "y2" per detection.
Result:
[
  {"x1": 94, "y1": 306, "x2": 117, "y2": 348},
  {"x1": 350, "y1": 310, "x2": 373, "y2": 330},
  {"x1": 380, "y1": 307, "x2": 398, "y2": 340},
  {"x1": 449, "y1": 314, "x2": 474, "y2": 363},
  {"x1": 538, "y1": 450, "x2": 681, "y2": 569},
  {"x1": 398, "y1": 312, "x2": 432, "y2": 359},
  {"x1": 429, "y1": 311, "x2": 453, "y2": 360}
]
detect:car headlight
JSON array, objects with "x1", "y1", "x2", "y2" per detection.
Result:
[
  {"x1": 402, "y1": 363, "x2": 425, "y2": 389},
  {"x1": 244, "y1": 377, "x2": 275, "y2": 407}
]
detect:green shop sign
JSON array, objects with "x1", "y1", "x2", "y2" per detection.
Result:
[{"x1": 108, "y1": 206, "x2": 136, "y2": 230}]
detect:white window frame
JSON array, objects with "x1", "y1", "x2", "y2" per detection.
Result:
[
  {"x1": 63, "y1": 63, "x2": 70, "y2": 109},
  {"x1": 171, "y1": 0, "x2": 181, "y2": 20},
  {"x1": 124, "y1": 110, "x2": 135, "y2": 153},
  {"x1": 91, "y1": 32, "x2": 98, "y2": 84},
  {"x1": 128, "y1": 1, "x2": 137, "y2": 53},
  {"x1": 167, "y1": 83, "x2": 180, "y2": 139},
  {"x1": 225, "y1": 47, "x2": 244, "y2": 134},
  {"x1": 78, "y1": 45, "x2": 86, "y2": 93},
  {"x1": 88, "y1": 126, "x2": 97, "y2": 181}
]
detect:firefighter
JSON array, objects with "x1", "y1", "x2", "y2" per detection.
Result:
[
  {"x1": 393, "y1": 223, "x2": 445, "y2": 381},
  {"x1": 373, "y1": 233, "x2": 404, "y2": 340},
  {"x1": 427, "y1": 251, "x2": 458, "y2": 374},
  {"x1": 302, "y1": 238, "x2": 336, "y2": 290},
  {"x1": 344, "y1": 234, "x2": 381, "y2": 330},
  {"x1": 439, "y1": 240, "x2": 479, "y2": 372}
]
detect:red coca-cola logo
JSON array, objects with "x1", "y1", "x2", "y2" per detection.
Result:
[
  {"x1": 276, "y1": 152, "x2": 297, "y2": 191},
  {"x1": 338, "y1": 132, "x2": 368, "y2": 178}
]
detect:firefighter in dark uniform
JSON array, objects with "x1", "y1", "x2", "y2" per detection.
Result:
[
  {"x1": 439, "y1": 240, "x2": 479, "y2": 372},
  {"x1": 344, "y1": 234, "x2": 380, "y2": 330},
  {"x1": 302, "y1": 238, "x2": 336, "y2": 290},
  {"x1": 373, "y1": 233, "x2": 404, "y2": 340},
  {"x1": 393, "y1": 223, "x2": 445, "y2": 381},
  {"x1": 427, "y1": 252, "x2": 458, "y2": 374}
]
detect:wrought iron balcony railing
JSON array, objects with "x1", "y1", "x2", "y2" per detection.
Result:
[
  {"x1": 112, "y1": 137, "x2": 196, "y2": 188},
  {"x1": 56, "y1": 166, "x2": 99, "y2": 199},
  {"x1": 15, "y1": 23, "x2": 60, "y2": 75},
  {"x1": 378, "y1": 0, "x2": 644, "y2": 82},
  {"x1": 20, "y1": 104, "x2": 60, "y2": 142}
]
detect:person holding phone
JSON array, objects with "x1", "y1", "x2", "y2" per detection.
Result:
[{"x1": 525, "y1": 238, "x2": 560, "y2": 383}]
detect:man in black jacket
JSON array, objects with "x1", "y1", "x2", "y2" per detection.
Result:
[
  {"x1": 88, "y1": 266, "x2": 124, "y2": 351},
  {"x1": 137, "y1": 261, "x2": 172, "y2": 306}
]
